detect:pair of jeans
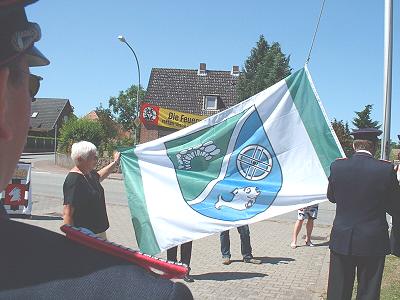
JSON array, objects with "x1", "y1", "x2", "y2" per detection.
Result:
[{"x1": 220, "y1": 225, "x2": 252, "y2": 259}]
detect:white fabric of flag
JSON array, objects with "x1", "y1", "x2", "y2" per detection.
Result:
[{"x1": 120, "y1": 66, "x2": 344, "y2": 255}]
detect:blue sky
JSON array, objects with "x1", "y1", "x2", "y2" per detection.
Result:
[{"x1": 28, "y1": 0, "x2": 399, "y2": 139}]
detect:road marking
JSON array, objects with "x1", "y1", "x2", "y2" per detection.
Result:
[{"x1": 32, "y1": 171, "x2": 52, "y2": 175}]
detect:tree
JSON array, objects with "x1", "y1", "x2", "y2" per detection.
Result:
[
  {"x1": 108, "y1": 85, "x2": 146, "y2": 131},
  {"x1": 352, "y1": 104, "x2": 380, "y2": 129},
  {"x1": 95, "y1": 103, "x2": 117, "y2": 140},
  {"x1": 237, "y1": 35, "x2": 292, "y2": 102},
  {"x1": 331, "y1": 119, "x2": 353, "y2": 157},
  {"x1": 58, "y1": 118, "x2": 105, "y2": 153}
]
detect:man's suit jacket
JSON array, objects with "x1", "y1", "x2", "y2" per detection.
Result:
[
  {"x1": 391, "y1": 216, "x2": 400, "y2": 256},
  {"x1": 0, "y1": 217, "x2": 193, "y2": 299},
  {"x1": 327, "y1": 152, "x2": 400, "y2": 256},
  {"x1": 390, "y1": 164, "x2": 400, "y2": 256}
]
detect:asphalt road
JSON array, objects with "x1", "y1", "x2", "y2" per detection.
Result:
[
  {"x1": 18, "y1": 153, "x2": 129, "y2": 215},
  {"x1": 30, "y1": 170, "x2": 128, "y2": 205}
]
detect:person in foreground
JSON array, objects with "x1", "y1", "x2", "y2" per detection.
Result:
[
  {"x1": 390, "y1": 150, "x2": 400, "y2": 257},
  {"x1": 0, "y1": 1, "x2": 192, "y2": 299},
  {"x1": 63, "y1": 141, "x2": 119, "y2": 240},
  {"x1": 326, "y1": 128, "x2": 400, "y2": 300}
]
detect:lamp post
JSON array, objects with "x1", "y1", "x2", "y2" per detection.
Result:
[{"x1": 117, "y1": 35, "x2": 141, "y2": 142}]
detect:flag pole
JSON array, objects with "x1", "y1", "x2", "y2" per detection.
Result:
[
  {"x1": 305, "y1": 0, "x2": 326, "y2": 64},
  {"x1": 381, "y1": 0, "x2": 393, "y2": 160}
]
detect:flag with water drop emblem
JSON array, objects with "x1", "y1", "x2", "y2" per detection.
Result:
[{"x1": 120, "y1": 66, "x2": 344, "y2": 255}]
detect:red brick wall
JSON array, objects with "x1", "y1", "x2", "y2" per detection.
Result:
[{"x1": 139, "y1": 123, "x2": 159, "y2": 143}]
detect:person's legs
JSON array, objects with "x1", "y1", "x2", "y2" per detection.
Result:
[
  {"x1": 220, "y1": 230, "x2": 231, "y2": 258},
  {"x1": 305, "y1": 218, "x2": 314, "y2": 246},
  {"x1": 238, "y1": 225, "x2": 261, "y2": 264},
  {"x1": 305, "y1": 205, "x2": 318, "y2": 246},
  {"x1": 327, "y1": 251, "x2": 356, "y2": 300},
  {"x1": 355, "y1": 255, "x2": 385, "y2": 300},
  {"x1": 180, "y1": 241, "x2": 194, "y2": 283},
  {"x1": 167, "y1": 246, "x2": 178, "y2": 262},
  {"x1": 238, "y1": 225, "x2": 252, "y2": 259},
  {"x1": 291, "y1": 219, "x2": 304, "y2": 248},
  {"x1": 220, "y1": 230, "x2": 231, "y2": 265},
  {"x1": 180, "y1": 241, "x2": 192, "y2": 266}
]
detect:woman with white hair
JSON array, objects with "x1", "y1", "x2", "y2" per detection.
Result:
[{"x1": 63, "y1": 141, "x2": 120, "y2": 239}]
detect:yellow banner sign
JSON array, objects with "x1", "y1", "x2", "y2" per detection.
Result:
[{"x1": 140, "y1": 103, "x2": 206, "y2": 130}]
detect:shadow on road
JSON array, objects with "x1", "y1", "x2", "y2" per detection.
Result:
[
  {"x1": 192, "y1": 271, "x2": 267, "y2": 281},
  {"x1": 295, "y1": 241, "x2": 330, "y2": 248},
  {"x1": 8, "y1": 214, "x2": 62, "y2": 221},
  {"x1": 259, "y1": 256, "x2": 295, "y2": 264},
  {"x1": 227, "y1": 256, "x2": 295, "y2": 265},
  {"x1": 29, "y1": 215, "x2": 63, "y2": 221}
]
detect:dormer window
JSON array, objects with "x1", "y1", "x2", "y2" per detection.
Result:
[
  {"x1": 31, "y1": 112, "x2": 39, "y2": 118},
  {"x1": 204, "y1": 95, "x2": 218, "y2": 110}
]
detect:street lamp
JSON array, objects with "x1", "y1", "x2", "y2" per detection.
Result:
[{"x1": 117, "y1": 35, "x2": 141, "y2": 141}]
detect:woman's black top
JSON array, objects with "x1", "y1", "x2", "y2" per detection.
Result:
[{"x1": 63, "y1": 170, "x2": 109, "y2": 234}]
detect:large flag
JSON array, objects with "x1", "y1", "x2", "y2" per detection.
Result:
[{"x1": 120, "y1": 66, "x2": 344, "y2": 255}]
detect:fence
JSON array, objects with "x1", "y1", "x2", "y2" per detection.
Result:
[
  {"x1": 24, "y1": 136, "x2": 56, "y2": 153},
  {"x1": 56, "y1": 152, "x2": 121, "y2": 173}
]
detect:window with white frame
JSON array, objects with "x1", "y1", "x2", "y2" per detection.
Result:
[{"x1": 204, "y1": 95, "x2": 218, "y2": 110}]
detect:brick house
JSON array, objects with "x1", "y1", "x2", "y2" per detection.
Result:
[
  {"x1": 140, "y1": 63, "x2": 240, "y2": 143},
  {"x1": 84, "y1": 110, "x2": 132, "y2": 139}
]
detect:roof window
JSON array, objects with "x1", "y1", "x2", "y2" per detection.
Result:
[{"x1": 204, "y1": 95, "x2": 218, "y2": 110}]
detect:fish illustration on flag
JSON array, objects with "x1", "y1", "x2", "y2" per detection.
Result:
[{"x1": 165, "y1": 105, "x2": 282, "y2": 222}]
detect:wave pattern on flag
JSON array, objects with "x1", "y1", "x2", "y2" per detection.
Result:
[{"x1": 120, "y1": 66, "x2": 344, "y2": 255}]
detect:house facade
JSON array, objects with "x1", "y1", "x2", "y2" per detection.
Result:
[
  {"x1": 25, "y1": 98, "x2": 73, "y2": 152},
  {"x1": 84, "y1": 110, "x2": 132, "y2": 139},
  {"x1": 140, "y1": 63, "x2": 240, "y2": 143}
]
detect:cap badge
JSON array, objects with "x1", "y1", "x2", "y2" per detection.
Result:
[{"x1": 11, "y1": 22, "x2": 41, "y2": 53}]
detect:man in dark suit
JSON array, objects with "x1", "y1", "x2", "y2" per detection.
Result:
[
  {"x1": 390, "y1": 149, "x2": 400, "y2": 257},
  {"x1": 0, "y1": 1, "x2": 192, "y2": 299},
  {"x1": 326, "y1": 128, "x2": 400, "y2": 300}
]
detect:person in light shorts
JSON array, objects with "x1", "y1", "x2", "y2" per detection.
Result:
[{"x1": 290, "y1": 205, "x2": 319, "y2": 248}]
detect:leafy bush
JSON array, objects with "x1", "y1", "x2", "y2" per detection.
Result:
[{"x1": 58, "y1": 117, "x2": 106, "y2": 154}]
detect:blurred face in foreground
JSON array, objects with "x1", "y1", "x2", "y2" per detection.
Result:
[{"x1": 0, "y1": 55, "x2": 31, "y2": 191}]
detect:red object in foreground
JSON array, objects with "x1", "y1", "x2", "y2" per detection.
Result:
[{"x1": 60, "y1": 224, "x2": 188, "y2": 279}]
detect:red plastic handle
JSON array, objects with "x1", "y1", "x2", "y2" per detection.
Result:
[{"x1": 60, "y1": 225, "x2": 188, "y2": 279}]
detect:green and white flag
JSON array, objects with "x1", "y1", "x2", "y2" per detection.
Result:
[{"x1": 120, "y1": 66, "x2": 344, "y2": 255}]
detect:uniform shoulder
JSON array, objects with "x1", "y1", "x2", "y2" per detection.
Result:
[
  {"x1": 330, "y1": 157, "x2": 348, "y2": 169},
  {"x1": 378, "y1": 159, "x2": 392, "y2": 164}
]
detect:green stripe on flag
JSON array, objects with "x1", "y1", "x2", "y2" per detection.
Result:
[
  {"x1": 286, "y1": 68, "x2": 342, "y2": 176},
  {"x1": 120, "y1": 148, "x2": 160, "y2": 255}
]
